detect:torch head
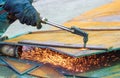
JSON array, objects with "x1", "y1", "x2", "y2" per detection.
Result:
[{"x1": 71, "y1": 26, "x2": 88, "y2": 48}]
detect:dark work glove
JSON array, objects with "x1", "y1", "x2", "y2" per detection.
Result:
[{"x1": 3, "y1": 0, "x2": 42, "y2": 29}]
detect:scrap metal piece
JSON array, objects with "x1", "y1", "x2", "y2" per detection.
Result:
[
  {"x1": 49, "y1": 47, "x2": 102, "y2": 57},
  {"x1": 19, "y1": 40, "x2": 107, "y2": 57},
  {"x1": 0, "y1": 40, "x2": 107, "y2": 57},
  {"x1": 76, "y1": 64, "x2": 120, "y2": 78},
  {"x1": 29, "y1": 64, "x2": 64, "y2": 78},
  {"x1": 0, "y1": 65, "x2": 18, "y2": 78},
  {"x1": 0, "y1": 57, "x2": 39, "y2": 74},
  {"x1": 19, "y1": 40, "x2": 107, "y2": 50}
]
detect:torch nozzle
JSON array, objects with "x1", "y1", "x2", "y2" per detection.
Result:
[{"x1": 83, "y1": 35, "x2": 88, "y2": 48}]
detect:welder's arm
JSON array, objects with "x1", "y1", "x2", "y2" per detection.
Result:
[{"x1": 3, "y1": 0, "x2": 42, "y2": 29}]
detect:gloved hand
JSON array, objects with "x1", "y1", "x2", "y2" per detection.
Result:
[{"x1": 3, "y1": 0, "x2": 42, "y2": 29}]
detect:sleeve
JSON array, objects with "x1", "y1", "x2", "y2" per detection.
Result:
[{"x1": 0, "y1": 0, "x2": 11, "y2": 37}]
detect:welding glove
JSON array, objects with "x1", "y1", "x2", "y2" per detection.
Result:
[{"x1": 3, "y1": 0, "x2": 42, "y2": 29}]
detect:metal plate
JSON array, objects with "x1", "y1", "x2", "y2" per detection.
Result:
[
  {"x1": 0, "y1": 56, "x2": 39, "y2": 74},
  {"x1": 19, "y1": 40, "x2": 106, "y2": 57},
  {"x1": 29, "y1": 64, "x2": 64, "y2": 78},
  {"x1": 76, "y1": 64, "x2": 120, "y2": 78},
  {"x1": 49, "y1": 47, "x2": 104, "y2": 57}
]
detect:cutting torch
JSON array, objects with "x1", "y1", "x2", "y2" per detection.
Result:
[{"x1": 39, "y1": 17, "x2": 88, "y2": 48}]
